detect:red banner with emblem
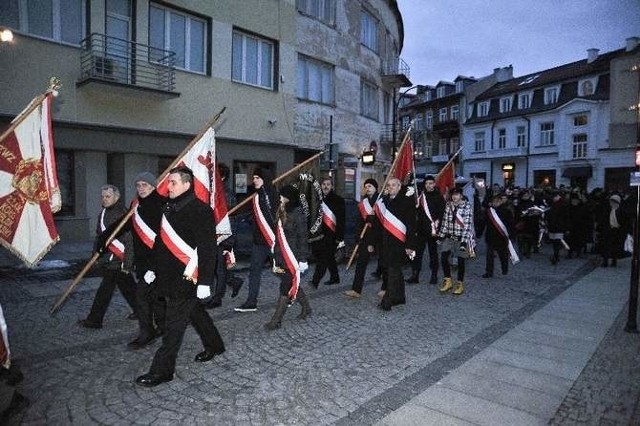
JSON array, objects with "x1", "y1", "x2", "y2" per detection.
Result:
[{"x1": 0, "y1": 92, "x2": 60, "y2": 267}]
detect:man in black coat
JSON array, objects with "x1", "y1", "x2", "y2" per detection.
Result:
[
  {"x1": 379, "y1": 178, "x2": 417, "y2": 311},
  {"x1": 408, "y1": 174, "x2": 445, "y2": 285},
  {"x1": 135, "y1": 166, "x2": 225, "y2": 388},
  {"x1": 310, "y1": 177, "x2": 345, "y2": 287},
  {"x1": 482, "y1": 194, "x2": 514, "y2": 278}
]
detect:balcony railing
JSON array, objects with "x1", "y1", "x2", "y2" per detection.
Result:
[
  {"x1": 78, "y1": 33, "x2": 176, "y2": 93},
  {"x1": 382, "y1": 57, "x2": 410, "y2": 78}
]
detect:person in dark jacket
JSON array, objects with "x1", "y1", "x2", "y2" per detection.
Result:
[
  {"x1": 408, "y1": 175, "x2": 445, "y2": 285},
  {"x1": 96, "y1": 173, "x2": 167, "y2": 349},
  {"x1": 482, "y1": 194, "x2": 514, "y2": 278},
  {"x1": 597, "y1": 194, "x2": 625, "y2": 267},
  {"x1": 135, "y1": 167, "x2": 225, "y2": 388},
  {"x1": 235, "y1": 168, "x2": 277, "y2": 313},
  {"x1": 78, "y1": 184, "x2": 137, "y2": 329},
  {"x1": 515, "y1": 191, "x2": 540, "y2": 258},
  {"x1": 345, "y1": 178, "x2": 382, "y2": 298},
  {"x1": 546, "y1": 191, "x2": 570, "y2": 265},
  {"x1": 566, "y1": 192, "x2": 592, "y2": 258},
  {"x1": 310, "y1": 177, "x2": 345, "y2": 287},
  {"x1": 264, "y1": 185, "x2": 312, "y2": 329},
  {"x1": 378, "y1": 178, "x2": 417, "y2": 311}
]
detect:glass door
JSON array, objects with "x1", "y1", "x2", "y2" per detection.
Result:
[{"x1": 105, "y1": 0, "x2": 132, "y2": 83}]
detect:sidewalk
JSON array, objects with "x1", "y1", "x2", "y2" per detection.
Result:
[{"x1": 376, "y1": 258, "x2": 640, "y2": 425}]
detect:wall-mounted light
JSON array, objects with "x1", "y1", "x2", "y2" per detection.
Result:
[
  {"x1": 361, "y1": 150, "x2": 375, "y2": 166},
  {"x1": 0, "y1": 28, "x2": 14, "y2": 43}
]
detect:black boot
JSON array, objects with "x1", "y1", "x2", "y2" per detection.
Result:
[
  {"x1": 601, "y1": 258, "x2": 609, "y2": 268},
  {"x1": 429, "y1": 271, "x2": 438, "y2": 285},
  {"x1": 264, "y1": 296, "x2": 289, "y2": 330},
  {"x1": 296, "y1": 288, "x2": 312, "y2": 320},
  {"x1": 406, "y1": 271, "x2": 419, "y2": 284}
]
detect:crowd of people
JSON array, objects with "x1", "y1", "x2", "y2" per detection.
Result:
[{"x1": 79, "y1": 165, "x2": 634, "y2": 388}]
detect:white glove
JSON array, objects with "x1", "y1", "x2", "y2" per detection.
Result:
[
  {"x1": 405, "y1": 186, "x2": 415, "y2": 197},
  {"x1": 143, "y1": 270, "x2": 156, "y2": 285},
  {"x1": 298, "y1": 261, "x2": 309, "y2": 273},
  {"x1": 336, "y1": 240, "x2": 346, "y2": 249},
  {"x1": 196, "y1": 285, "x2": 211, "y2": 300}
]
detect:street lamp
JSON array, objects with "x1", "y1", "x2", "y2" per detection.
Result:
[
  {"x1": 0, "y1": 28, "x2": 14, "y2": 43},
  {"x1": 393, "y1": 84, "x2": 419, "y2": 160},
  {"x1": 361, "y1": 150, "x2": 375, "y2": 166}
]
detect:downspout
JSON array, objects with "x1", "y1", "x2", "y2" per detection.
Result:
[{"x1": 523, "y1": 116, "x2": 531, "y2": 187}]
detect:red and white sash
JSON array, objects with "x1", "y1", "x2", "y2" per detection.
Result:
[
  {"x1": 321, "y1": 202, "x2": 337, "y2": 232},
  {"x1": 419, "y1": 194, "x2": 439, "y2": 236},
  {"x1": 275, "y1": 219, "x2": 300, "y2": 299},
  {"x1": 159, "y1": 215, "x2": 199, "y2": 282},
  {"x1": 100, "y1": 209, "x2": 125, "y2": 260},
  {"x1": 253, "y1": 195, "x2": 275, "y2": 250},
  {"x1": 130, "y1": 199, "x2": 157, "y2": 249},
  {"x1": 358, "y1": 198, "x2": 374, "y2": 227},
  {"x1": 488, "y1": 207, "x2": 520, "y2": 264},
  {"x1": 378, "y1": 198, "x2": 406, "y2": 243}
]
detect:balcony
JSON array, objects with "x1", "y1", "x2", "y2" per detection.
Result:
[
  {"x1": 77, "y1": 33, "x2": 178, "y2": 97},
  {"x1": 381, "y1": 57, "x2": 412, "y2": 88}
]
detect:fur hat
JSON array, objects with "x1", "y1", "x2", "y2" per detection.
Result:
[
  {"x1": 134, "y1": 171, "x2": 156, "y2": 187},
  {"x1": 363, "y1": 178, "x2": 378, "y2": 190},
  {"x1": 279, "y1": 185, "x2": 299, "y2": 201}
]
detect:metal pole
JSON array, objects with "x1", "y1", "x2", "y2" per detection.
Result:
[
  {"x1": 329, "y1": 115, "x2": 334, "y2": 176},
  {"x1": 392, "y1": 88, "x2": 397, "y2": 161},
  {"x1": 625, "y1": 185, "x2": 639, "y2": 333}
]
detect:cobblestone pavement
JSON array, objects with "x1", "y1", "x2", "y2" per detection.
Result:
[{"x1": 0, "y1": 241, "x2": 636, "y2": 425}]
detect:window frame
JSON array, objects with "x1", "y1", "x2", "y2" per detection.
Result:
[
  {"x1": 518, "y1": 92, "x2": 532, "y2": 109},
  {"x1": 296, "y1": 0, "x2": 336, "y2": 26},
  {"x1": 360, "y1": 79, "x2": 378, "y2": 120},
  {"x1": 572, "y1": 133, "x2": 588, "y2": 159},
  {"x1": 474, "y1": 131, "x2": 485, "y2": 152},
  {"x1": 436, "y1": 86, "x2": 446, "y2": 98},
  {"x1": 544, "y1": 86, "x2": 560, "y2": 105},
  {"x1": 439, "y1": 107, "x2": 447, "y2": 122},
  {"x1": 573, "y1": 114, "x2": 588, "y2": 127},
  {"x1": 450, "y1": 105, "x2": 459, "y2": 121},
  {"x1": 516, "y1": 125, "x2": 527, "y2": 147},
  {"x1": 540, "y1": 121, "x2": 555, "y2": 146},
  {"x1": 232, "y1": 28, "x2": 276, "y2": 90},
  {"x1": 439, "y1": 139, "x2": 448, "y2": 155},
  {"x1": 455, "y1": 81, "x2": 463, "y2": 93},
  {"x1": 497, "y1": 128, "x2": 507, "y2": 149},
  {"x1": 297, "y1": 54, "x2": 334, "y2": 105},
  {"x1": 360, "y1": 8, "x2": 378, "y2": 52},
  {"x1": 425, "y1": 110, "x2": 433, "y2": 129},
  {"x1": 478, "y1": 101, "x2": 489, "y2": 117},
  {"x1": 499, "y1": 96, "x2": 512, "y2": 113}
]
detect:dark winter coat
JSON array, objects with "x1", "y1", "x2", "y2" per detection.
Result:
[
  {"x1": 485, "y1": 204, "x2": 514, "y2": 248},
  {"x1": 358, "y1": 192, "x2": 382, "y2": 247},
  {"x1": 274, "y1": 199, "x2": 310, "y2": 268},
  {"x1": 251, "y1": 186, "x2": 277, "y2": 246},
  {"x1": 416, "y1": 188, "x2": 446, "y2": 240},
  {"x1": 380, "y1": 192, "x2": 417, "y2": 266},
  {"x1": 321, "y1": 190, "x2": 346, "y2": 241}
]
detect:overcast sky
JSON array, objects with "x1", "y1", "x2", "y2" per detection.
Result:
[{"x1": 396, "y1": 0, "x2": 640, "y2": 87}]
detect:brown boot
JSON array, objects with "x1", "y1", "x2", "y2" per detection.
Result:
[
  {"x1": 453, "y1": 281, "x2": 464, "y2": 295},
  {"x1": 439, "y1": 277, "x2": 453, "y2": 293},
  {"x1": 264, "y1": 296, "x2": 289, "y2": 330}
]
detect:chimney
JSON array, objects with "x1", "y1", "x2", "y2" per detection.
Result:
[
  {"x1": 587, "y1": 48, "x2": 599, "y2": 63},
  {"x1": 416, "y1": 85, "x2": 427, "y2": 95},
  {"x1": 496, "y1": 66, "x2": 514, "y2": 83},
  {"x1": 626, "y1": 37, "x2": 640, "y2": 52}
]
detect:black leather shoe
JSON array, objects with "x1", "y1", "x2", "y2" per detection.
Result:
[
  {"x1": 378, "y1": 301, "x2": 392, "y2": 311},
  {"x1": 127, "y1": 336, "x2": 156, "y2": 350},
  {"x1": 324, "y1": 278, "x2": 340, "y2": 285},
  {"x1": 195, "y1": 348, "x2": 225, "y2": 362},
  {"x1": 231, "y1": 280, "x2": 243, "y2": 298},
  {"x1": 135, "y1": 373, "x2": 173, "y2": 387},
  {"x1": 77, "y1": 319, "x2": 102, "y2": 329}
]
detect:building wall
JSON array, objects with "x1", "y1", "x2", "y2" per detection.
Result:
[{"x1": 609, "y1": 51, "x2": 640, "y2": 148}]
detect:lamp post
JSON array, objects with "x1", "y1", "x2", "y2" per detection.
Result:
[{"x1": 392, "y1": 85, "x2": 419, "y2": 160}]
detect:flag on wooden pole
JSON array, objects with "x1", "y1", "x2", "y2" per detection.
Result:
[{"x1": 0, "y1": 88, "x2": 61, "y2": 267}]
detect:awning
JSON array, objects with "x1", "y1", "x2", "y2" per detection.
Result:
[{"x1": 562, "y1": 166, "x2": 592, "y2": 178}]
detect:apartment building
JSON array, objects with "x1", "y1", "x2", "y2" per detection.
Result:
[
  {"x1": 463, "y1": 38, "x2": 640, "y2": 191},
  {"x1": 0, "y1": 0, "x2": 408, "y2": 240}
]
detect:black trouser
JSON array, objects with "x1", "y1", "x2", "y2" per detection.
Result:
[
  {"x1": 135, "y1": 280, "x2": 166, "y2": 339},
  {"x1": 213, "y1": 250, "x2": 227, "y2": 300},
  {"x1": 485, "y1": 244, "x2": 509, "y2": 276},
  {"x1": 412, "y1": 236, "x2": 439, "y2": 275},
  {"x1": 311, "y1": 236, "x2": 339, "y2": 284},
  {"x1": 149, "y1": 295, "x2": 225, "y2": 377},
  {"x1": 441, "y1": 251, "x2": 465, "y2": 281},
  {"x1": 86, "y1": 269, "x2": 137, "y2": 325},
  {"x1": 352, "y1": 244, "x2": 375, "y2": 293},
  {"x1": 381, "y1": 265, "x2": 405, "y2": 307}
]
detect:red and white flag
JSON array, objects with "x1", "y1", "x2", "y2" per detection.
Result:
[
  {"x1": 157, "y1": 127, "x2": 232, "y2": 243},
  {"x1": 436, "y1": 161, "x2": 455, "y2": 198},
  {"x1": 0, "y1": 92, "x2": 61, "y2": 267}
]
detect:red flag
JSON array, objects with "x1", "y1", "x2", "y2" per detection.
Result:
[
  {"x1": 157, "y1": 127, "x2": 232, "y2": 242},
  {"x1": 436, "y1": 161, "x2": 455, "y2": 197},
  {"x1": 0, "y1": 92, "x2": 60, "y2": 267},
  {"x1": 393, "y1": 137, "x2": 414, "y2": 185}
]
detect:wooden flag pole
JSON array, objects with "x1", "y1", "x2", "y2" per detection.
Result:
[
  {"x1": 49, "y1": 107, "x2": 227, "y2": 315},
  {"x1": 227, "y1": 150, "x2": 325, "y2": 216},
  {"x1": 345, "y1": 124, "x2": 414, "y2": 270}
]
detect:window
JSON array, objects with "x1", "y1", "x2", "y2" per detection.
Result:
[
  {"x1": 413, "y1": 142, "x2": 424, "y2": 159},
  {"x1": 0, "y1": 0, "x2": 85, "y2": 44},
  {"x1": 425, "y1": 91, "x2": 432, "y2": 101},
  {"x1": 150, "y1": 4, "x2": 206, "y2": 73},
  {"x1": 517, "y1": 125, "x2": 527, "y2": 147},
  {"x1": 544, "y1": 87, "x2": 559, "y2": 105},
  {"x1": 518, "y1": 92, "x2": 531, "y2": 109},
  {"x1": 296, "y1": 0, "x2": 335, "y2": 25},
  {"x1": 297, "y1": 55, "x2": 333, "y2": 104},
  {"x1": 415, "y1": 113, "x2": 424, "y2": 130},
  {"x1": 478, "y1": 102, "x2": 489, "y2": 117},
  {"x1": 540, "y1": 122, "x2": 555, "y2": 146},
  {"x1": 360, "y1": 79, "x2": 378, "y2": 120},
  {"x1": 498, "y1": 128, "x2": 506, "y2": 149},
  {"x1": 360, "y1": 9, "x2": 378, "y2": 51},
  {"x1": 439, "y1": 139, "x2": 448, "y2": 155},
  {"x1": 474, "y1": 132, "x2": 485, "y2": 152},
  {"x1": 400, "y1": 115, "x2": 411, "y2": 129},
  {"x1": 232, "y1": 30, "x2": 275, "y2": 89},
  {"x1": 439, "y1": 107, "x2": 447, "y2": 122},
  {"x1": 573, "y1": 115, "x2": 588, "y2": 127},
  {"x1": 424, "y1": 141, "x2": 433, "y2": 158},
  {"x1": 572, "y1": 134, "x2": 587, "y2": 158},
  {"x1": 426, "y1": 110, "x2": 433, "y2": 129},
  {"x1": 500, "y1": 97, "x2": 512, "y2": 113},
  {"x1": 455, "y1": 81, "x2": 463, "y2": 93},
  {"x1": 450, "y1": 105, "x2": 459, "y2": 121},
  {"x1": 437, "y1": 86, "x2": 446, "y2": 98},
  {"x1": 450, "y1": 137, "x2": 459, "y2": 153},
  {"x1": 579, "y1": 79, "x2": 595, "y2": 96}
]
